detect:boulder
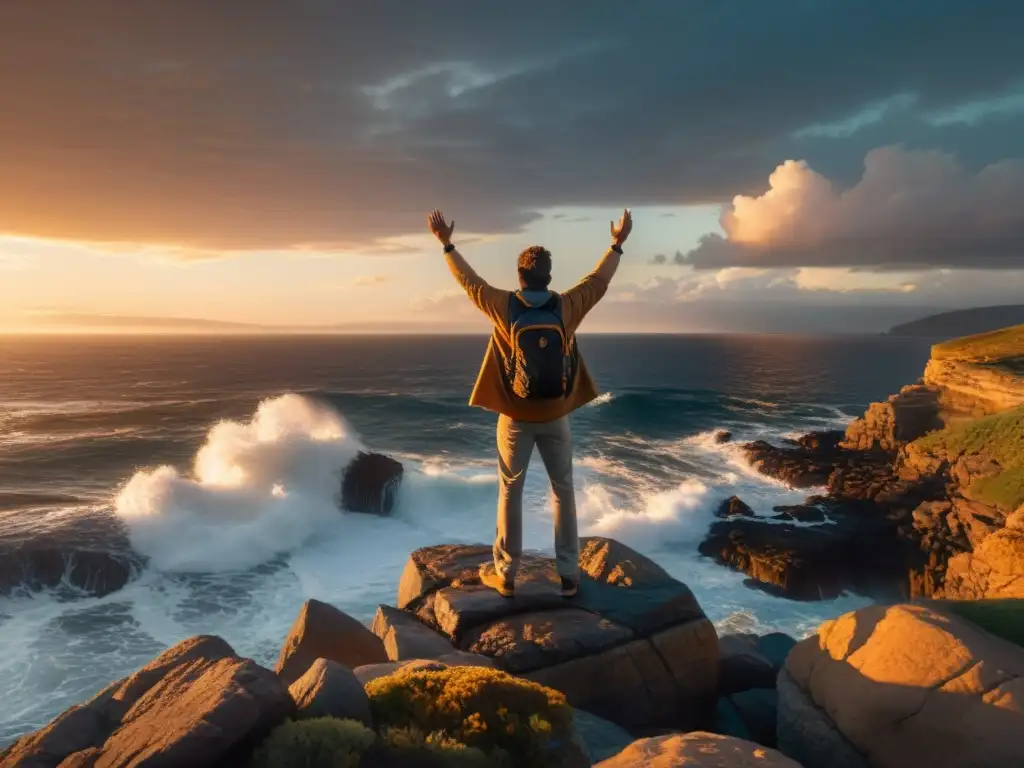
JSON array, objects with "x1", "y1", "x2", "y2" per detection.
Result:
[
  {"x1": 340, "y1": 450, "x2": 403, "y2": 515},
  {"x1": 777, "y1": 668, "x2": 866, "y2": 768},
  {"x1": 714, "y1": 430, "x2": 733, "y2": 444},
  {"x1": 778, "y1": 602, "x2": 1024, "y2": 768},
  {"x1": 716, "y1": 496, "x2": 755, "y2": 519},
  {"x1": 274, "y1": 599, "x2": 388, "y2": 688},
  {"x1": 371, "y1": 603, "x2": 456, "y2": 661},
  {"x1": 0, "y1": 635, "x2": 292, "y2": 767},
  {"x1": 287, "y1": 658, "x2": 372, "y2": 726},
  {"x1": 390, "y1": 537, "x2": 719, "y2": 732},
  {"x1": 718, "y1": 634, "x2": 778, "y2": 694},
  {"x1": 595, "y1": 732, "x2": 802, "y2": 767}
]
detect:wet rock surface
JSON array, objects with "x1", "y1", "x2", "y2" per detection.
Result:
[{"x1": 340, "y1": 450, "x2": 403, "y2": 515}]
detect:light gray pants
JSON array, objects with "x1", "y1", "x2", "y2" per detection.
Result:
[{"x1": 493, "y1": 413, "x2": 579, "y2": 584}]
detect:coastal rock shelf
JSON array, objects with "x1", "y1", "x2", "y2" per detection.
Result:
[{"x1": 377, "y1": 536, "x2": 720, "y2": 731}]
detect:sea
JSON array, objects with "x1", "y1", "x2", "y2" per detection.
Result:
[{"x1": 0, "y1": 333, "x2": 936, "y2": 744}]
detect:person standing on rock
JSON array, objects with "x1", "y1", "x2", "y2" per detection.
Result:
[{"x1": 426, "y1": 208, "x2": 632, "y2": 599}]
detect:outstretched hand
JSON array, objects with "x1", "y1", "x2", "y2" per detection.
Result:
[
  {"x1": 610, "y1": 208, "x2": 633, "y2": 246},
  {"x1": 427, "y1": 209, "x2": 456, "y2": 246}
]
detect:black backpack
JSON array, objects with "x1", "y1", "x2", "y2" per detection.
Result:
[{"x1": 505, "y1": 292, "x2": 577, "y2": 399}]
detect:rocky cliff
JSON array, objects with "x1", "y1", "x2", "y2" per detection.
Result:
[
  {"x1": 704, "y1": 324, "x2": 1024, "y2": 603},
  {"x1": 843, "y1": 324, "x2": 1024, "y2": 452},
  {"x1": 922, "y1": 356, "x2": 1024, "y2": 417}
]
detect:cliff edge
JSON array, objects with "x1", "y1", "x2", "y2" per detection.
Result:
[{"x1": 704, "y1": 323, "x2": 1024, "y2": 604}]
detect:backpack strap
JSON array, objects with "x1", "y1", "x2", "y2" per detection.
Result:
[{"x1": 509, "y1": 291, "x2": 560, "y2": 323}]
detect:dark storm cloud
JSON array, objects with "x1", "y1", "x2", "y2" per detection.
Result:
[{"x1": 1, "y1": 0, "x2": 1022, "y2": 252}]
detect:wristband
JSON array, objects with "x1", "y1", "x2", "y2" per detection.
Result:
[
  {"x1": 443, "y1": 243, "x2": 455, "y2": 253},
  {"x1": 610, "y1": 243, "x2": 623, "y2": 254}
]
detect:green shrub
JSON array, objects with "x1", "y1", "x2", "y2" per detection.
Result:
[
  {"x1": 378, "y1": 724, "x2": 497, "y2": 767},
  {"x1": 914, "y1": 406, "x2": 1024, "y2": 510},
  {"x1": 935, "y1": 599, "x2": 1024, "y2": 649},
  {"x1": 248, "y1": 717, "x2": 376, "y2": 768},
  {"x1": 365, "y1": 665, "x2": 575, "y2": 767}
]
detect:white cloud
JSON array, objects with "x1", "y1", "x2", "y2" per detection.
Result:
[{"x1": 683, "y1": 146, "x2": 1024, "y2": 270}]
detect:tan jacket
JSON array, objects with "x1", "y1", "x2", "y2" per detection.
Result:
[{"x1": 445, "y1": 246, "x2": 621, "y2": 422}]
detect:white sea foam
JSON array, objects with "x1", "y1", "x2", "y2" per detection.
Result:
[
  {"x1": 587, "y1": 392, "x2": 615, "y2": 406},
  {"x1": 114, "y1": 393, "x2": 365, "y2": 572},
  {"x1": 577, "y1": 477, "x2": 714, "y2": 551}
]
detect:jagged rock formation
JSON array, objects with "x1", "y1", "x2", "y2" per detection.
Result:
[
  {"x1": 839, "y1": 384, "x2": 943, "y2": 452},
  {"x1": 377, "y1": 537, "x2": 720, "y2": 733},
  {"x1": 705, "y1": 324, "x2": 1024, "y2": 602},
  {"x1": 777, "y1": 602, "x2": 1024, "y2": 768},
  {"x1": 941, "y1": 505, "x2": 1024, "y2": 599}
]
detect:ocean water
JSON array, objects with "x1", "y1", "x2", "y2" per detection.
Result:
[{"x1": 0, "y1": 333, "x2": 935, "y2": 743}]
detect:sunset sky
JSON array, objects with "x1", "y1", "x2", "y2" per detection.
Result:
[{"x1": 1, "y1": 1, "x2": 1023, "y2": 333}]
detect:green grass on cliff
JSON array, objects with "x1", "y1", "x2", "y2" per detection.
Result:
[
  {"x1": 932, "y1": 323, "x2": 1024, "y2": 364},
  {"x1": 932, "y1": 599, "x2": 1024, "y2": 649},
  {"x1": 914, "y1": 406, "x2": 1024, "y2": 510}
]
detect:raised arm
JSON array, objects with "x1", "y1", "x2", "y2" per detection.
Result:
[
  {"x1": 561, "y1": 208, "x2": 632, "y2": 326},
  {"x1": 426, "y1": 209, "x2": 507, "y2": 326}
]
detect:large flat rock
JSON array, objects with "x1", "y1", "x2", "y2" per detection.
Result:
[
  {"x1": 1, "y1": 635, "x2": 292, "y2": 767},
  {"x1": 461, "y1": 608, "x2": 634, "y2": 673},
  {"x1": 391, "y1": 538, "x2": 720, "y2": 732},
  {"x1": 526, "y1": 618, "x2": 718, "y2": 731},
  {"x1": 781, "y1": 602, "x2": 1024, "y2": 768},
  {"x1": 576, "y1": 576, "x2": 705, "y2": 635}
]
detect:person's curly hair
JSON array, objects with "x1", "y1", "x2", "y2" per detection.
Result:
[{"x1": 517, "y1": 245, "x2": 552, "y2": 289}]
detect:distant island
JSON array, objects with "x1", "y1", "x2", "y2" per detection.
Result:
[{"x1": 887, "y1": 305, "x2": 1024, "y2": 338}]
